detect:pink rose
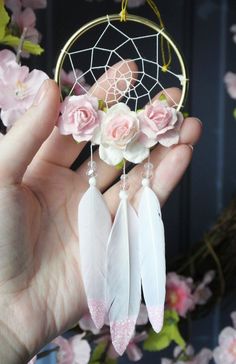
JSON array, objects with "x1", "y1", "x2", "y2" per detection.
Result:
[
  {"x1": 138, "y1": 100, "x2": 183, "y2": 148},
  {"x1": 166, "y1": 272, "x2": 195, "y2": 317},
  {"x1": 57, "y1": 95, "x2": 104, "y2": 143},
  {"x1": 96, "y1": 103, "x2": 149, "y2": 165}
]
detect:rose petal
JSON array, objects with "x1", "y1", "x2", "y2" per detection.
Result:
[
  {"x1": 158, "y1": 130, "x2": 179, "y2": 147},
  {"x1": 124, "y1": 142, "x2": 149, "y2": 164},
  {"x1": 99, "y1": 145, "x2": 123, "y2": 165}
]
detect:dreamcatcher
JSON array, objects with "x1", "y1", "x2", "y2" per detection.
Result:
[{"x1": 54, "y1": 0, "x2": 188, "y2": 356}]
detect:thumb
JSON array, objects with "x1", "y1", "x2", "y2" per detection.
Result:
[{"x1": 0, "y1": 79, "x2": 60, "y2": 185}]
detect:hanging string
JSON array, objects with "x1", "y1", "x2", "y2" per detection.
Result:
[
  {"x1": 119, "y1": 0, "x2": 172, "y2": 70},
  {"x1": 120, "y1": 0, "x2": 128, "y2": 22},
  {"x1": 146, "y1": 0, "x2": 172, "y2": 71}
]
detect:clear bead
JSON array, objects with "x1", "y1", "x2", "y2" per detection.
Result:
[
  {"x1": 88, "y1": 160, "x2": 97, "y2": 171},
  {"x1": 142, "y1": 162, "x2": 153, "y2": 179},
  {"x1": 120, "y1": 174, "x2": 130, "y2": 191}
]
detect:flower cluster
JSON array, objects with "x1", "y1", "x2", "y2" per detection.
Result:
[
  {"x1": 166, "y1": 271, "x2": 215, "y2": 317},
  {"x1": 0, "y1": 49, "x2": 48, "y2": 127},
  {"x1": 58, "y1": 94, "x2": 183, "y2": 166}
]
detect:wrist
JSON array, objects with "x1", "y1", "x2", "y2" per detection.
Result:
[{"x1": 0, "y1": 318, "x2": 29, "y2": 364}]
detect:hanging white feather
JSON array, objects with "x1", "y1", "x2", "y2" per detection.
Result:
[
  {"x1": 138, "y1": 183, "x2": 166, "y2": 333},
  {"x1": 78, "y1": 179, "x2": 112, "y2": 329},
  {"x1": 106, "y1": 190, "x2": 141, "y2": 356}
]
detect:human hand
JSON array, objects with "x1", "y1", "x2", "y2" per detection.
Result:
[{"x1": 0, "y1": 63, "x2": 202, "y2": 363}]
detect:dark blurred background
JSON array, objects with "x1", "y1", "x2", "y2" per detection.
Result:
[{"x1": 31, "y1": 0, "x2": 236, "y2": 362}]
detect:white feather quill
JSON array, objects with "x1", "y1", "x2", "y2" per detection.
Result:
[
  {"x1": 138, "y1": 185, "x2": 166, "y2": 333},
  {"x1": 78, "y1": 183, "x2": 112, "y2": 329},
  {"x1": 106, "y1": 192, "x2": 141, "y2": 355}
]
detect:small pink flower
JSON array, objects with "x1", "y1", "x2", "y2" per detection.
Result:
[
  {"x1": 224, "y1": 72, "x2": 236, "y2": 99},
  {"x1": 166, "y1": 272, "x2": 195, "y2": 317},
  {"x1": 162, "y1": 345, "x2": 212, "y2": 364},
  {"x1": 11, "y1": 7, "x2": 40, "y2": 43},
  {"x1": 60, "y1": 69, "x2": 89, "y2": 96},
  {"x1": 230, "y1": 24, "x2": 236, "y2": 43},
  {"x1": 98, "y1": 103, "x2": 149, "y2": 165},
  {"x1": 114, "y1": 0, "x2": 145, "y2": 8},
  {"x1": 193, "y1": 270, "x2": 215, "y2": 305},
  {"x1": 138, "y1": 100, "x2": 183, "y2": 148},
  {"x1": 22, "y1": 0, "x2": 47, "y2": 9},
  {"x1": 79, "y1": 313, "x2": 101, "y2": 335},
  {"x1": 57, "y1": 95, "x2": 104, "y2": 143},
  {"x1": 53, "y1": 335, "x2": 91, "y2": 364},
  {"x1": 213, "y1": 327, "x2": 236, "y2": 364},
  {"x1": 231, "y1": 312, "x2": 236, "y2": 329},
  {"x1": 0, "y1": 49, "x2": 48, "y2": 127},
  {"x1": 5, "y1": 0, "x2": 21, "y2": 12},
  {"x1": 108, "y1": 331, "x2": 148, "y2": 361}
]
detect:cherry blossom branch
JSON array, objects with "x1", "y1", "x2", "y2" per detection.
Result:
[{"x1": 16, "y1": 27, "x2": 28, "y2": 64}]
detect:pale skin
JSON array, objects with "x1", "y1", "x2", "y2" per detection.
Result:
[{"x1": 0, "y1": 63, "x2": 202, "y2": 363}]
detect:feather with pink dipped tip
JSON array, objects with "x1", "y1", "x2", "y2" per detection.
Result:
[
  {"x1": 78, "y1": 183, "x2": 111, "y2": 329},
  {"x1": 106, "y1": 191, "x2": 141, "y2": 355},
  {"x1": 138, "y1": 185, "x2": 166, "y2": 333}
]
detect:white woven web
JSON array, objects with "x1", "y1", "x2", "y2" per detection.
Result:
[{"x1": 61, "y1": 16, "x2": 186, "y2": 111}]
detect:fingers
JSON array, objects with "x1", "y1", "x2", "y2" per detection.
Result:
[
  {"x1": 104, "y1": 144, "x2": 193, "y2": 217},
  {"x1": 36, "y1": 60, "x2": 138, "y2": 167},
  {"x1": 0, "y1": 80, "x2": 60, "y2": 185}
]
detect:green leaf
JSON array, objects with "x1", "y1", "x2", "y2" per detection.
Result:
[
  {"x1": 0, "y1": 35, "x2": 44, "y2": 55},
  {"x1": 159, "y1": 93, "x2": 167, "y2": 101},
  {"x1": 90, "y1": 342, "x2": 106, "y2": 362},
  {"x1": 233, "y1": 108, "x2": 236, "y2": 120},
  {"x1": 169, "y1": 324, "x2": 185, "y2": 348},
  {"x1": 105, "y1": 359, "x2": 117, "y2": 364},
  {"x1": 143, "y1": 329, "x2": 170, "y2": 351},
  {"x1": 115, "y1": 159, "x2": 125, "y2": 170},
  {"x1": 143, "y1": 310, "x2": 185, "y2": 352},
  {"x1": 0, "y1": 0, "x2": 10, "y2": 40}
]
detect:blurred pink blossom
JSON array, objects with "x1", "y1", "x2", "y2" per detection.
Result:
[
  {"x1": 79, "y1": 313, "x2": 101, "y2": 335},
  {"x1": 231, "y1": 311, "x2": 236, "y2": 329},
  {"x1": 224, "y1": 72, "x2": 236, "y2": 99},
  {"x1": 213, "y1": 327, "x2": 236, "y2": 364},
  {"x1": 161, "y1": 345, "x2": 212, "y2": 364},
  {"x1": 114, "y1": 0, "x2": 145, "y2": 8},
  {"x1": 108, "y1": 331, "x2": 148, "y2": 361},
  {"x1": 193, "y1": 270, "x2": 215, "y2": 305},
  {"x1": 59, "y1": 69, "x2": 89, "y2": 96},
  {"x1": 5, "y1": 0, "x2": 21, "y2": 12},
  {"x1": 11, "y1": 7, "x2": 40, "y2": 45},
  {"x1": 230, "y1": 24, "x2": 236, "y2": 43},
  {"x1": 166, "y1": 272, "x2": 195, "y2": 317},
  {"x1": 53, "y1": 334, "x2": 91, "y2": 364},
  {"x1": 22, "y1": 0, "x2": 47, "y2": 9},
  {"x1": 5, "y1": 0, "x2": 47, "y2": 11},
  {"x1": 0, "y1": 49, "x2": 48, "y2": 127}
]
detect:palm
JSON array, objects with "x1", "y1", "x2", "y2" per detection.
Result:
[{"x1": 0, "y1": 76, "x2": 201, "y2": 360}]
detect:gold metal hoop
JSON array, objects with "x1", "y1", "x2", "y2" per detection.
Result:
[{"x1": 54, "y1": 14, "x2": 189, "y2": 110}]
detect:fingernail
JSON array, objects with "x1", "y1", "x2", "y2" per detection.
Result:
[
  {"x1": 195, "y1": 118, "x2": 202, "y2": 126},
  {"x1": 188, "y1": 144, "x2": 194, "y2": 151},
  {"x1": 33, "y1": 80, "x2": 50, "y2": 106}
]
